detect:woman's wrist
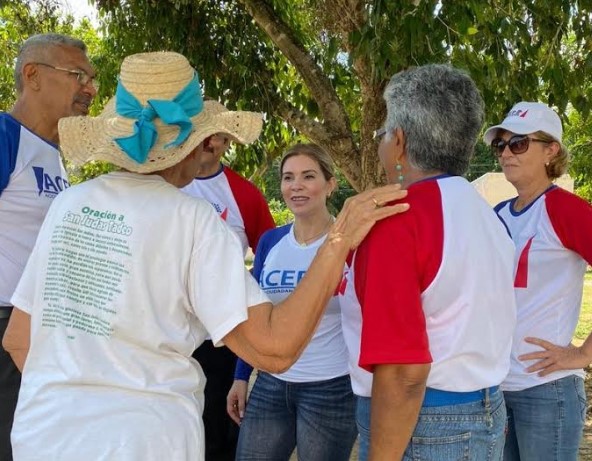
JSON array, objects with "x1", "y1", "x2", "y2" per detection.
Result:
[{"x1": 320, "y1": 231, "x2": 350, "y2": 258}]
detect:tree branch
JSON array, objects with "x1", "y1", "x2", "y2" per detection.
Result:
[
  {"x1": 319, "y1": 0, "x2": 372, "y2": 87},
  {"x1": 237, "y1": 0, "x2": 351, "y2": 134},
  {"x1": 319, "y1": 0, "x2": 365, "y2": 48},
  {"x1": 267, "y1": 91, "x2": 364, "y2": 188},
  {"x1": 316, "y1": 0, "x2": 386, "y2": 186},
  {"x1": 237, "y1": 0, "x2": 365, "y2": 189}
]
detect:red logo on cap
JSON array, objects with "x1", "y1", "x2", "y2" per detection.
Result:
[{"x1": 519, "y1": 110, "x2": 529, "y2": 118}]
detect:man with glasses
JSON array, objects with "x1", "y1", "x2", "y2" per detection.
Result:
[{"x1": 0, "y1": 33, "x2": 96, "y2": 460}]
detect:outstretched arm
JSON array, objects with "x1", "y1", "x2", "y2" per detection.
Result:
[{"x1": 224, "y1": 184, "x2": 410, "y2": 373}]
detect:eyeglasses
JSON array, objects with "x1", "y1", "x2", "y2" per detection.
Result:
[
  {"x1": 490, "y1": 135, "x2": 549, "y2": 157},
  {"x1": 34, "y1": 62, "x2": 98, "y2": 90},
  {"x1": 373, "y1": 127, "x2": 386, "y2": 140}
]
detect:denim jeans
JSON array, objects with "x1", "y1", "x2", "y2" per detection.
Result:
[
  {"x1": 503, "y1": 375, "x2": 586, "y2": 461},
  {"x1": 356, "y1": 388, "x2": 506, "y2": 461},
  {"x1": 236, "y1": 372, "x2": 357, "y2": 461},
  {"x1": 356, "y1": 396, "x2": 371, "y2": 461}
]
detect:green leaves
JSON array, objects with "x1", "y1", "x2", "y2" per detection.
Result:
[
  {"x1": 90, "y1": 0, "x2": 592, "y2": 192},
  {"x1": 4, "y1": 0, "x2": 592, "y2": 195},
  {"x1": 563, "y1": 109, "x2": 592, "y2": 202},
  {"x1": 0, "y1": 0, "x2": 108, "y2": 112}
]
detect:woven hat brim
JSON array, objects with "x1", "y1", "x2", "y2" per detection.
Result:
[{"x1": 59, "y1": 100, "x2": 263, "y2": 174}]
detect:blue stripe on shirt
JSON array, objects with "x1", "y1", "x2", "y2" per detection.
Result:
[{"x1": 234, "y1": 224, "x2": 292, "y2": 381}]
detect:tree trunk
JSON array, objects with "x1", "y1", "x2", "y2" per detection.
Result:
[{"x1": 238, "y1": 0, "x2": 385, "y2": 191}]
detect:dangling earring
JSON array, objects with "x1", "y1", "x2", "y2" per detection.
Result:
[{"x1": 395, "y1": 162, "x2": 404, "y2": 183}]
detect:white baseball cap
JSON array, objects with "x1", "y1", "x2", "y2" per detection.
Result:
[{"x1": 483, "y1": 101, "x2": 562, "y2": 144}]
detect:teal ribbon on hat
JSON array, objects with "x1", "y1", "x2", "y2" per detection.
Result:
[{"x1": 114, "y1": 72, "x2": 203, "y2": 164}]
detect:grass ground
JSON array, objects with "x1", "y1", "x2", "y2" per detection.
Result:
[
  {"x1": 575, "y1": 271, "x2": 592, "y2": 343},
  {"x1": 568, "y1": 270, "x2": 591, "y2": 460}
]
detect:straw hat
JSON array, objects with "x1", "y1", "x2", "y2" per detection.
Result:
[{"x1": 58, "y1": 51, "x2": 263, "y2": 173}]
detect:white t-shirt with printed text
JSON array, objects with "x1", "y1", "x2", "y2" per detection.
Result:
[
  {"x1": 11, "y1": 172, "x2": 269, "y2": 461},
  {"x1": 256, "y1": 224, "x2": 349, "y2": 382}
]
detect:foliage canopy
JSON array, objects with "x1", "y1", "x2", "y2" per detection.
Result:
[
  {"x1": 93, "y1": 0, "x2": 592, "y2": 192},
  {"x1": 1, "y1": 0, "x2": 591, "y2": 197}
]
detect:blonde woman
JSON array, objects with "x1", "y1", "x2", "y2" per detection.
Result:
[
  {"x1": 485, "y1": 102, "x2": 592, "y2": 461},
  {"x1": 228, "y1": 144, "x2": 357, "y2": 461}
]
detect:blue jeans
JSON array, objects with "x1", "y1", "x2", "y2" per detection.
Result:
[
  {"x1": 356, "y1": 388, "x2": 506, "y2": 461},
  {"x1": 236, "y1": 372, "x2": 357, "y2": 461},
  {"x1": 503, "y1": 375, "x2": 586, "y2": 461},
  {"x1": 356, "y1": 396, "x2": 371, "y2": 461}
]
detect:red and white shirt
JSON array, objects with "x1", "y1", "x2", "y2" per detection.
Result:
[
  {"x1": 495, "y1": 187, "x2": 592, "y2": 391},
  {"x1": 181, "y1": 165, "x2": 274, "y2": 255},
  {"x1": 341, "y1": 175, "x2": 516, "y2": 396}
]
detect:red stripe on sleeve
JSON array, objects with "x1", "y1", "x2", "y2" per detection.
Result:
[{"x1": 223, "y1": 167, "x2": 275, "y2": 251}]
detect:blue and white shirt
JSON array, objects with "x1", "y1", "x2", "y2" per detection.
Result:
[
  {"x1": 0, "y1": 113, "x2": 69, "y2": 304},
  {"x1": 237, "y1": 223, "x2": 349, "y2": 383}
]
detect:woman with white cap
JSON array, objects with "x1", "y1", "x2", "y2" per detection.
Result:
[
  {"x1": 1, "y1": 51, "x2": 409, "y2": 461},
  {"x1": 484, "y1": 102, "x2": 592, "y2": 461}
]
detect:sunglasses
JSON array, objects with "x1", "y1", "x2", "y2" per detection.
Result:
[{"x1": 490, "y1": 135, "x2": 549, "y2": 157}]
